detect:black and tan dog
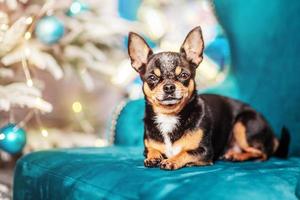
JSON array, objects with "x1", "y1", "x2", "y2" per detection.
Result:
[{"x1": 128, "y1": 26, "x2": 290, "y2": 170}]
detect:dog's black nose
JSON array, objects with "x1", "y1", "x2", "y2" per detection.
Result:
[{"x1": 163, "y1": 83, "x2": 176, "y2": 94}]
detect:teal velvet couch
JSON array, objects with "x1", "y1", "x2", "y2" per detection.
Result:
[{"x1": 13, "y1": 0, "x2": 300, "y2": 199}]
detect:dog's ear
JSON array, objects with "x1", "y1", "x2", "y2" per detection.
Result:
[
  {"x1": 128, "y1": 32, "x2": 153, "y2": 73},
  {"x1": 180, "y1": 26, "x2": 204, "y2": 68}
]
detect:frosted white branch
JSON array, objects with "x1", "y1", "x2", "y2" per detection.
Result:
[
  {"x1": 0, "y1": 16, "x2": 28, "y2": 56},
  {"x1": 1, "y1": 43, "x2": 63, "y2": 80},
  {"x1": 79, "y1": 69, "x2": 95, "y2": 91},
  {"x1": 0, "y1": 83, "x2": 52, "y2": 112},
  {"x1": 40, "y1": 52, "x2": 64, "y2": 80},
  {"x1": 64, "y1": 45, "x2": 115, "y2": 75}
]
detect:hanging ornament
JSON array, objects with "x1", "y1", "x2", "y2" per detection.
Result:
[
  {"x1": 67, "y1": 0, "x2": 89, "y2": 17},
  {"x1": 0, "y1": 123, "x2": 26, "y2": 154},
  {"x1": 118, "y1": 0, "x2": 141, "y2": 21},
  {"x1": 35, "y1": 16, "x2": 65, "y2": 44}
]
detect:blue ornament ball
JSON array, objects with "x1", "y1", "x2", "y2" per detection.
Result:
[
  {"x1": 0, "y1": 123, "x2": 27, "y2": 154},
  {"x1": 35, "y1": 16, "x2": 65, "y2": 44},
  {"x1": 67, "y1": 0, "x2": 89, "y2": 16},
  {"x1": 118, "y1": 0, "x2": 141, "y2": 21}
]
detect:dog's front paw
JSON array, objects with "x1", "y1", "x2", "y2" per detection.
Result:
[
  {"x1": 144, "y1": 158, "x2": 162, "y2": 168},
  {"x1": 160, "y1": 159, "x2": 180, "y2": 170}
]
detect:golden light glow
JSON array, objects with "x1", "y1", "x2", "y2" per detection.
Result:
[
  {"x1": 72, "y1": 101, "x2": 82, "y2": 113},
  {"x1": 24, "y1": 32, "x2": 32, "y2": 40},
  {"x1": 25, "y1": 17, "x2": 33, "y2": 25},
  {"x1": 41, "y1": 129, "x2": 48, "y2": 137},
  {"x1": 24, "y1": 47, "x2": 31, "y2": 56},
  {"x1": 26, "y1": 79, "x2": 33, "y2": 87},
  {"x1": 27, "y1": 79, "x2": 33, "y2": 87},
  {"x1": 94, "y1": 138, "x2": 107, "y2": 147},
  {"x1": 0, "y1": 24, "x2": 8, "y2": 31}
]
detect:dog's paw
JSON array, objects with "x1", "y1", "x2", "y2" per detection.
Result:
[
  {"x1": 160, "y1": 159, "x2": 180, "y2": 170},
  {"x1": 223, "y1": 150, "x2": 237, "y2": 161},
  {"x1": 144, "y1": 158, "x2": 162, "y2": 168}
]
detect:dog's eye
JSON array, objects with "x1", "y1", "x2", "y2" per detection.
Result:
[
  {"x1": 147, "y1": 75, "x2": 158, "y2": 82},
  {"x1": 179, "y1": 72, "x2": 190, "y2": 80}
]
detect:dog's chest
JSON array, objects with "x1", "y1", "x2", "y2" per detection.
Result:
[{"x1": 154, "y1": 114, "x2": 181, "y2": 157}]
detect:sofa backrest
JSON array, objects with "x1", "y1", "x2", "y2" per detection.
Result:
[
  {"x1": 114, "y1": 99, "x2": 144, "y2": 146},
  {"x1": 214, "y1": 0, "x2": 300, "y2": 155}
]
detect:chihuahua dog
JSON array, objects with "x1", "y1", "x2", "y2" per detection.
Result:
[{"x1": 128, "y1": 26, "x2": 290, "y2": 170}]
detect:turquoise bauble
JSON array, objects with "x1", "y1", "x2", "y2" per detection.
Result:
[
  {"x1": 118, "y1": 0, "x2": 141, "y2": 21},
  {"x1": 0, "y1": 123, "x2": 26, "y2": 154},
  {"x1": 35, "y1": 16, "x2": 65, "y2": 44},
  {"x1": 67, "y1": 0, "x2": 89, "y2": 16}
]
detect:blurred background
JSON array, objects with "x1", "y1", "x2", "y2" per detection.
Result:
[
  {"x1": 0, "y1": 0, "x2": 230, "y2": 196},
  {"x1": 2, "y1": 0, "x2": 300, "y2": 198},
  {"x1": 0, "y1": 0, "x2": 230, "y2": 160}
]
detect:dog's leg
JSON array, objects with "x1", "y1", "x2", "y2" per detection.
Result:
[
  {"x1": 224, "y1": 146, "x2": 266, "y2": 161},
  {"x1": 160, "y1": 151, "x2": 212, "y2": 170},
  {"x1": 144, "y1": 139, "x2": 165, "y2": 167},
  {"x1": 144, "y1": 147, "x2": 164, "y2": 167},
  {"x1": 224, "y1": 116, "x2": 268, "y2": 161}
]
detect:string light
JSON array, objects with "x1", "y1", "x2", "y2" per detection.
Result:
[
  {"x1": 0, "y1": 133, "x2": 5, "y2": 140},
  {"x1": 72, "y1": 101, "x2": 94, "y2": 133},
  {"x1": 26, "y1": 79, "x2": 33, "y2": 87},
  {"x1": 24, "y1": 32, "x2": 31, "y2": 40},
  {"x1": 21, "y1": 50, "x2": 33, "y2": 87},
  {"x1": 94, "y1": 138, "x2": 107, "y2": 147},
  {"x1": 0, "y1": 24, "x2": 8, "y2": 31},
  {"x1": 24, "y1": 47, "x2": 30, "y2": 56},
  {"x1": 25, "y1": 16, "x2": 33, "y2": 25},
  {"x1": 72, "y1": 101, "x2": 82, "y2": 113},
  {"x1": 41, "y1": 128, "x2": 48, "y2": 137},
  {"x1": 34, "y1": 110, "x2": 49, "y2": 138}
]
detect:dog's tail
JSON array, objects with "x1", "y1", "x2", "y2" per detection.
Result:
[{"x1": 274, "y1": 126, "x2": 290, "y2": 158}]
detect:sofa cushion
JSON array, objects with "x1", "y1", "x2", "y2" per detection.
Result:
[{"x1": 14, "y1": 147, "x2": 300, "y2": 200}]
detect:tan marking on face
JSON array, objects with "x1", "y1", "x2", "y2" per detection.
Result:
[
  {"x1": 143, "y1": 80, "x2": 195, "y2": 115},
  {"x1": 175, "y1": 66, "x2": 182, "y2": 76},
  {"x1": 153, "y1": 68, "x2": 161, "y2": 77},
  {"x1": 144, "y1": 139, "x2": 165, "y2": 154},
  {"x1": 173, "y1": 129, "x2": 203, "y2": 151}
]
